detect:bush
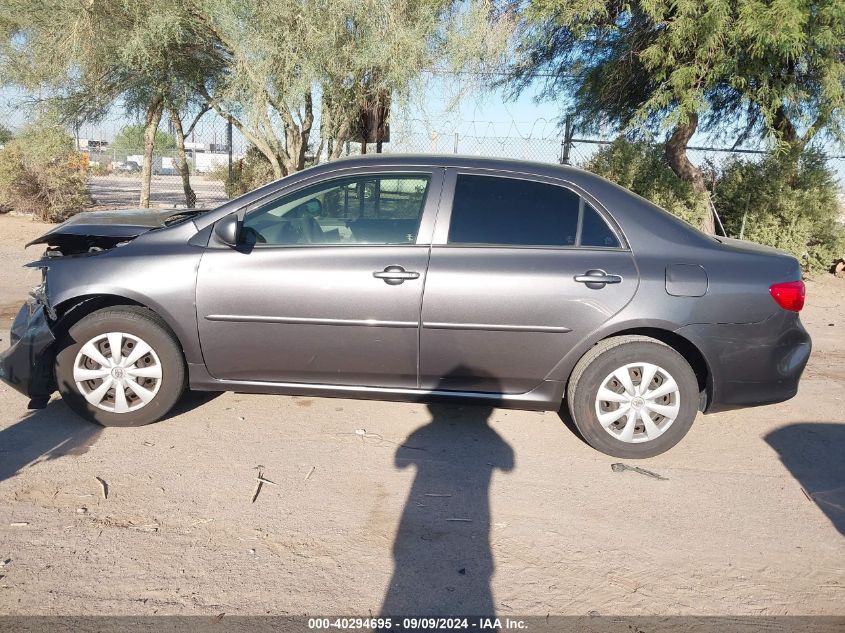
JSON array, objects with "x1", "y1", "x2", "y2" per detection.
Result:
[
  {"x1": 0, "y1": 122, "x2": 91, "y2": 222},
  {"x1": 111, "y1": 125, "x2": 176, "y2": 152},
  {"x1": 209, "y1": 146, "x2": 275, "y2": 198},
  {"x1": 585, "y1": 139, "x2": 709, "y2": 228},
  {"x1": 89, "y1": 162, "x2": 111, "y2": 176},
  {"x1": 0, "y1": 124, "x2": 12, "y2": 146},
  {"x1": 715, "y1": 150, "x2": 845, "y2": 273}
]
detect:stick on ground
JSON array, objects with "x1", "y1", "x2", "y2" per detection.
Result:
[{"x1": 94, "y1": 476, "x2": 108, "y2": 500}]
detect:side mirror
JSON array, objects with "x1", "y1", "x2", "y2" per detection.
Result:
[{"x1": 214, "y1": 215, "x2": 240, "y2": 246}]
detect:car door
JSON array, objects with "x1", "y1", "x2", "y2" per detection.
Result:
[
  {"x1": 419, "y1": 169, "x2": 638, "y2": 394},
  {"x1": 196, "y1": 168, "x2": 443, "y2": 388}
]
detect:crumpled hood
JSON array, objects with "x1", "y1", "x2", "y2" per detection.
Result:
[{"x1": 25, "y1": 208, "x2": 199, "y2": 248}]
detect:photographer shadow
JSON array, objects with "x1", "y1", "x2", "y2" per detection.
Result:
[
  {"x1": 381, "y1": 368, "x2": 515, "y2": 617},
  {"x1": 766, "y1": 422, "x2": 845, "y2": 536}
]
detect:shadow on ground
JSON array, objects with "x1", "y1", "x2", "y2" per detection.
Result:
[
  {"x1": 765, "y1": 422, "x2": 845, "y2": 536},
  {"x1": 0, "y1": 399, "x2": 102, "y2": 483},
  {"x1": 380, "y1": 388, "x2": 515, "y2": 617},
  {"x1": 0, "y1": 390, "x2": 220, "y2": 484},
  {"x1": 165, "y1": 389, "x2": 221, "y2": 418}
]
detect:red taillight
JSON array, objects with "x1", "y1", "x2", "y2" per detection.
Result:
[{"x1": 769, "y1": 280, "x2": 805, "y2": 312}]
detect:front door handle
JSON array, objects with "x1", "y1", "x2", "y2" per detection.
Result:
[
  {"x1": 373, "y1": 265, "x2": 420, "y2": 285},
  {"x1": 574, "y1": 269, "x2": 623, "y2": 288}
]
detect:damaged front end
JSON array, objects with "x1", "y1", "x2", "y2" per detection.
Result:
[
  {"x1": 25, "y1": 207, "x2": 206, "y2": 256},
  {"x1": 2, "y1": 207, "x2": 206, "y2": 404},
  {"x1": 1, "y1": 292, "x2": 57, "y2": 405}
]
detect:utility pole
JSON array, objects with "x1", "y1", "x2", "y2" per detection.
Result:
[
  {"x1": 226, "y1": 117, "x2": 233, "y2": 182},
  {"x1": 560, "y1": 115, "x2": 574, "y2": 165}
]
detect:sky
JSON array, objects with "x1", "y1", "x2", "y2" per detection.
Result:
[{"x1": 0, "y1": 78, "x2": 566, "y2": 144}]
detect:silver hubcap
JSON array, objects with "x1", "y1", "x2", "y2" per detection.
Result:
[
  {"x1": 73, "y1": 332, "x2": 162, "y2": 413},
  {"x1": 594, "y1": 362, "x2": 681, "y2": 443}
]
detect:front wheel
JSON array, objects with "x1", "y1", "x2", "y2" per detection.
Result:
[
  {"x1": 566, "y1": 336, "x2": 700, "y2": 458},
  {"x1": 55, "y1": 307, "x2": 186, "y2": 427}
]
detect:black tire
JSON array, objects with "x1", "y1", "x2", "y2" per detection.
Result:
[
  {"x1": 55, "y1": 306, "x2": 186, "y2": 427},
  {"x1": 566, "y1": 335, "x2": 699, "y2": 458}
]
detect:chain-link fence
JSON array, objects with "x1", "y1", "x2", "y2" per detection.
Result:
[
  {"x1": 78, "y1": 117, "x2": 845, "y2": 213},
  {"x1": 84, "y1": 146, "x2": 232, "y2": 208}
]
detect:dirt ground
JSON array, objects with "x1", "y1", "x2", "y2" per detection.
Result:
[{"x1": 0, "y1": 213, "x2": 843, "y2": 616}]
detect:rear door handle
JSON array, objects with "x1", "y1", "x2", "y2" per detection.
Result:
[
  {"x1": 373, "y1": 265, "x2": 420, "y2": 285},
  {"x1": 574, "y1": 270, "x2": 623, "y2": 288}
]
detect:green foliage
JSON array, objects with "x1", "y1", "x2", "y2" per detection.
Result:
[
  {"x1": 715, "y1": 151, "x2": 845, "y2": 273},
  {"x1": 585, "y1": 139, "x2": 708, "y2": 228},
  {"x1": 111, "y1": 125, "x2": 176, "y2": 152},
  {"x1": 513, "y1": 0, "x2": 845, "y2": 147},
  {"x1": 194, "y1": 0, "x2": 499, "y2": 173},
  {"x1": 208, "y1": 147, "x2": 274, "y2": 198},
  {"x1": 0, "y1": 121, "x2": 90, "y2": 221},
  {"x1": 0, "y1": 0, "x2": 224, "y2": 208},
  {"x1": 0, "y1": 124, "x2": 12, "y2": 145},
  {"x1": 587, "y1": 139, "x2": 845, "y2": 271},
  {"x1": 0, "y1": 1, "x2": 225, "y2": 122},
  {"x1": 2, "y1": 0, "x2": 501, "y2": 179}
]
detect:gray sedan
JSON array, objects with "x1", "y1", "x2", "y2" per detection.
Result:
[{"x1": 0, "y1": 155, "x2": 811, "y2": 458}]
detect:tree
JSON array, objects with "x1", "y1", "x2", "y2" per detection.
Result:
[
  {"x1": 168, "y1": 105, "x2": 209, "y2": 207},
  {"x1": 192, "y1": 0, "x2": 496, "y2": 178},
  {"x1": 508, "y1": 0, "x2": 845, "y2": 233},
  {"x1": 0, "y1": 1, "x2": 224, "y2": 207},
  {"x1": 0, "y1": 124, "x2": 12, "y2": 145},
  {"x1": 711, "y1": 0, "x2": 845, "y2": 153},
  {"x1": 2, "y1": 0, "x2": 508, "y2": 197},
  {"x1": 715, "y1": 150, "x2": 845, "y2": 272},
  {"x1": 113, "y1": 4, "x2": 223, "y2": 207},
  {"x1": 586, "y1": 139, "x2": 708, "y2": 228},
  {"x1": 111, "y1": 124, "x2": 176, "y2": 152}
]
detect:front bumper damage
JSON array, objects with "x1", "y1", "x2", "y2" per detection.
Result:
[{"x1": 0, "y1": 300, "x2": 56, "y2": 403}]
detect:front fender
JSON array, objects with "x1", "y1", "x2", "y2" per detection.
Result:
[{"x1": 43, "y1": 243, "x2": 204, "y2": 365}]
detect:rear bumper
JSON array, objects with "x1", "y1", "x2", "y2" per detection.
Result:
[
  {"x1": 0, "y1": 302, "x2": 56, "y2": 400},
  {"x1": 677, "y1": 312, "x2": 811, "y2": 413}
]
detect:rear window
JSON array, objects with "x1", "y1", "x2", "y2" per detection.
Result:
[{"x1": 447, "y1": 174, "x2": 619, "y2": 248}]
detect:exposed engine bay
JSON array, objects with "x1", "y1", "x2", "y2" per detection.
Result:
[{"x1": 25, "y1": 208, "x2": 207, "y2": 257}]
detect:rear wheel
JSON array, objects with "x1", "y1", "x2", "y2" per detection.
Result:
[
  {"x1": 566, "y1": 336, "x2": 699, "y2": 458},
  {"x1": 55, "y1": 307, "x2": 186, "y2": 427}
]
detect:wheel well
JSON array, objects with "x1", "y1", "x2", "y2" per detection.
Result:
[
  {"x1": 53, "y1": 294, "x2": 154, "y2": 339},
  {"x1": 600, "y1": 328, "x2": 711, "y2": 403}
]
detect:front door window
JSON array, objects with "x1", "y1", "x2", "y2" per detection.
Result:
[{"x1": 242, "y1": 175, "x2": 431, "y2": 246}]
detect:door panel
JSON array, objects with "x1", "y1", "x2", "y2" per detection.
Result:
[
  {"x1": 420, "y1": 248, "x2": 637, "y2": 393},
  {"x1": 196, "y1": 169, "x2": 442, "y2": 388},
  {"x1": 420, "y1": 169, "x2": 637, "y2": 394},
  {"x1": 196, "y1": 246, "x2": 428, "y2": 387}
]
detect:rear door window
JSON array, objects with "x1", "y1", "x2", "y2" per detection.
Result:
[
  {"x1": 446, "y1": 174, "x2": 620, "y2": 248},
  {"x1": 448, "y1": 175, "x2": 580, "y2": 247}
]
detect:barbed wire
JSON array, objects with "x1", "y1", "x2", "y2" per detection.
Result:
[{"x1": 2, "y1": 98, "x2": 843, "y2": 206}]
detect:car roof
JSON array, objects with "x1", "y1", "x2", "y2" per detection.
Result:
[{"x1": 326, "y1": 153, "x2": 584, "y2": 177}]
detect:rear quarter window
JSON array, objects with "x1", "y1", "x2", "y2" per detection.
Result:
[{"x1": 580, "y1": 203, "x2": 620, "y2": 248}]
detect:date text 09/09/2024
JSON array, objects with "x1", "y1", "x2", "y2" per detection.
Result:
[{"x1": 307, "y1": 618, "x2": 529, "y2": 630}]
